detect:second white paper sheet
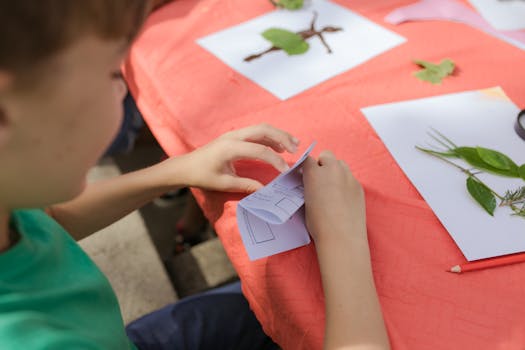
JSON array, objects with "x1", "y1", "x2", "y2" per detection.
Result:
[{"x1": 361, "y1": 87, "x2": 525, "y2": 261}]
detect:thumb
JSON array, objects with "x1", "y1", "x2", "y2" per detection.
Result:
[
  {"x1": 225, "y1": 176, "x2": 264, "y2": 193},
  {"x1": 302, "y1": 156, "x2": 318, "y2": 179}
]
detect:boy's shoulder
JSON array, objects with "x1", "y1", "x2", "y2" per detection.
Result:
[{"x1": 0, "y1": 209, "x2": 133, "y2": 349}]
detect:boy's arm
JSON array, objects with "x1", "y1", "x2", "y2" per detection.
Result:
[
  {"x1": 303, "y1": 153, "x2": 390, "y2": 350},
  {"x1": 48, "y1": 124, "x2": 298, "y2": 241},
  {"x1": 46, "y1": 162, "x2": 182, "y2": 241}
]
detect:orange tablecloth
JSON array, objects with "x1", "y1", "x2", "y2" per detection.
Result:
[{"x1": 124, "y1": 1, "x2": 525, "y2": 349}]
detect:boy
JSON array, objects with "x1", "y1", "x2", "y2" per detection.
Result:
[{"x1": 0, "y1": 1, "x2": 389, "y2": 349}]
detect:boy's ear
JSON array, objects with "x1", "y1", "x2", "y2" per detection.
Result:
[
  {"x1": 0, "y1": 106, "x2": 10, "y2": 150},
  {"x1": 0, "y1": 71, "x2": 12, "y2": 150},
  {"x1": 0, "y1": 71, "x2": 11, "y2": 91}
]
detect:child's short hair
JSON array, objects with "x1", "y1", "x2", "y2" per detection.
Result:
[{"x1": 0, "y1": 0, "x2": 150, "y2": 73}]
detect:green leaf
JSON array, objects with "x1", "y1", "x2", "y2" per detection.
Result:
[
  {"x1": 476, "y1": 147, "x2": 518, "y2": 171},
  {"x1": 454, "y1": 147, "x2": 519, "y2": 177},
  {"x1": 466, "y1": 177, "x2": 496, "y2": 216},
  {"x1": 262, "y1": 28, "x2": 309, "y2": 55},
  {"x1": 454, "y1": 147, "x2": 497, "y2": 171},
  {"x1": 413, "y1": 59, "x2": 455, "y2": 84},
  {"x1": 519, "y1": 164, "x2": 525, "y2": 181},
  {"x1": 272, "y1": 0, "x2": 304, "y2": 10}
]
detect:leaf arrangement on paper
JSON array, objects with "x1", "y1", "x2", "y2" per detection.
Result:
[
  {"x1": 262, "y1": 28, "x2": 309, "y2": 55},
  {"x1": 417, "y1": 129, "x2": 525, "y2": 218},
  {"x1": 413, "y1": 59, "x2": 455, "y2": 84},
  {"x1": 244, "y1": 12, "x2": 343, "y2": 62}
]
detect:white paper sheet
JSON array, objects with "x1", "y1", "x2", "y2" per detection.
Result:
[
  {"x1": 361, "y1": 87, "x2": 525, "y2": 261},
  {"x1": 237, "y1": 143, "x2": 316, "y2": 260},
  {"x1": 197, "y1": 0, "x2": 405, "y2": 100},
  {"x1": 468, "y1": 0, "x2": 525, "y2": 31}
]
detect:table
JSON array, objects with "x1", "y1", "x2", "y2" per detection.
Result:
[{"x1": 123, "y1": 1, "x2": 525, "y2": 349}]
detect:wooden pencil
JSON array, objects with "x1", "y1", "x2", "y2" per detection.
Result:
[{"x1": 449, "y1": 252, "x2": 525, "y2": 273}]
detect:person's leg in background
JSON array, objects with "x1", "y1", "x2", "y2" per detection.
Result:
[
  {"x1": 104, "y1": 92, "x2": 145, "y2": 157},
  {"x1": 126, "y1": 281, "x2": 280, "y2": 350},
  {"x1": 109, "y1": 91, "x2": 209, "y2": 252}
]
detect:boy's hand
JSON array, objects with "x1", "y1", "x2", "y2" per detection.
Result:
[
  {"x1": 304, "y1": 152, "x2": 390, "y2": 350},
  {"x1": 303, "y1": 151, "x2": 366, "y2": 243},
  {"x1": 165, "y1": 124, "x2": 299, "y2": 193}
]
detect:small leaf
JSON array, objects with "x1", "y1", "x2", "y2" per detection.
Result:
[
  {"x1": 466, "y1": 177, "x2": 496, "y2": 216},
  {"x1": 262, "y1": 28, "x2": 309, "y2": 55},
  {"x1": 519, "y1": 164, "x2": 525, "y2": 181},
  {"x1": 272, "y1": 0, "x2": 304, "y2": 10},
  {"x1": 476, "y1": 147, "x2": 517, "y2": 171},
  {"x1": 414, "y1": 69, "x2": 442, "y2": 84},
  {"x1": 454, "y1": 147, "x2": 519, "y2": 177},
  {"x1": 413, "y1": 59, "x2": 455, "y2": 84}
]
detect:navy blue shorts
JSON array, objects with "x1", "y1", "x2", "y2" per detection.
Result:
[{"x1": 126, "y1": 282, "x2": 280, "y2": 350}]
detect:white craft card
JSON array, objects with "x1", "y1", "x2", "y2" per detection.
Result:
[
  {"x1": 362, "y1": 87, "x2": 525, "y2": 261},
  {"x1": 237, "y1": 143, "x2": 316, "y2": 260},
  {"x1": 197, "y1": 0, "x2": 405, "y2": 100}
]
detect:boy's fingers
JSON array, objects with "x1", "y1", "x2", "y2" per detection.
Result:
[
  {"x1": 318, "y1": 150, "x2": 337, "y2": 166},
  {"x1": 302, "y1": 156, "x2": 319, "y2": 186},
  {"x1": 246, "y1": 137, "x2": 286, "y2": 153},
  {"x1": 230, "y1": 141, "x2": 290, "y2": 173},
  {"x1": 302, "y1": 156, "x2": 318, "y2": 175},
  {"x1": 223, "y1": 176, "x2": 263, "y2": 193},
  {"x1": 227, "y1": 124, "x2": 299, "y2": 154}
]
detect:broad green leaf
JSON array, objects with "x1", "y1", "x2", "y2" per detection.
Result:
[
  {"x1": 476, "y1": 147, "x2": 517, "y2": 171},
  {"x1": 466, "y1": 177, "x2": 496, "y2": 216},
  {"x1": 454, "y1": 147, "x2": 519, "y2": 177},
  {"x1": 273, "y1": 0, "x2": 304, "y2": 9},
  {"x1": 262, "y1": 28, "x2": 309, "y2": 55},
  {"x1": 454, "y1": 147, "x2": 500, "y2": 172},
  {"x1": 519, "y1": 164, "x2": 525, "y2": 181},
  {"x1": 413, "y1": 59, "x2": 455, "y2": 84}
]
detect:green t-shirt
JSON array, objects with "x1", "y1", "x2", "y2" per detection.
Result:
[{"x1": 0, "y1": 209, "x2": 136, "y2": 349}]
